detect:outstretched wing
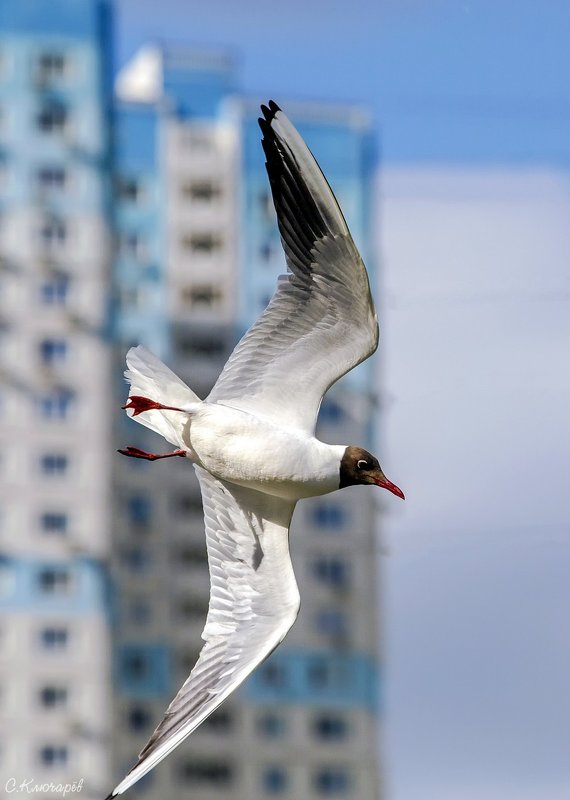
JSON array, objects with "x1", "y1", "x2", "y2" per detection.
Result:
[
  {"x1": 208, "y1": 100, "x2": 378, "y2": 435},
  {"x1": 108, "y1": 468, "x2": 299, "y2": 798}
]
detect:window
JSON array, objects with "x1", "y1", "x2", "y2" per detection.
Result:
[
  {"x1": 127, "y1": 495, "x2": 152, "y2": 527},
  {"x1": 36, "y1": 100, "x2": 68, "y2": 134},
  {"x1": 40, "y1": 627, "x2": 69, "y2": 650},
  {"x1": 127, "y1": 705, "x2": 151, "y2": 732},
  {"x1": 175, "y1": 333, "x2": 225, "y2": 359},
  {"x1": 40, "y1": 274, "x2": 69, "y2": 306},
  {"x1": 181, "y1": 284, "x2": 222, "y2": 309},
  {"x1": 177, "y1": 648, "x2": 201, "y2": 674},
  {"x1": 178, "y1": 760, "x2": 233, "y2": 787},
  {"x1": 307, "y1": 658, "x2": 349, "y2": 691},
  {"x1": 118, "y1": 231, "x2": 146, "y2": 262},
  {"x1": 39, "y1": 745, "x2": 68, "y2": 767},
  {"x1": 260, "y1": 241, "x2": 278, "y2": 262},
  {"x1": 182, "y1": 232, "x2": 222, "y2": 254},
  {"x1": 37, "y1": 166, "x2": 66, "y2": 191},
  {"x1": 40, "y1": 453, "x2": 68, "y2": 475},
  {"x1": 171, "y1": 544, "x2": 207, "y2": 568},
  {"x1": 315, "y1": 609, "x2": 347, "y2": 638},
  {"x1": 260, "y1": 660, "x2": 287, "y2": 689},
  {"x1": 313, "y1": 768, "x2": 350, "y2": 795},
  {"x1": 312, "y1": 714, "x2": 348, "y2": 742},
  {"x1": 120, "y1": 547, "x2": 150, "y2": 574},
  {"x1": 39, "y1": 685, "x2": 68, "y2": 709},
  {"x1": 256, "y1": 713, "x2": 286, "y2": 739},
  {"x1": 40, "y1": 512, "x2": 68, "y2": 535},
  {"x1": 172, "y1": 492, "x2": 203, "y2": 516},
  {"x1": 311, "y1": 504, "x2": 347, "y2": 530},
  {"x1": 39, "y1": 338, "x2": 67, "y2": 365},
  {"x1": 116, "y1": 176, "x2": 143, "y2": 203},
  {"x1": 262, "y1": 767, "x2": 288, "y2": 794},
  {"x1": 38, "y1": 389, "x2": 74, "y2": 420},
  {"x1": 174, "y1": 595, "x2": 209, "y2": 621},
  {"x1": 319, "y1": 400, "x2": 344, "y2": 424},
  {"x1": 36, "y1": 52, "x2": 67, "y2": 83},
  {"x1": 259, "y1": 190, "x2": 274, "y2": 219},
  {"x1": 39, "y1": 217, "x2": 67, "y2": 250},
  {"x1": 202, "y1": 709, "x2": 233, "y2": 733},
  {"x1": 37, "y1": 566, "x2": 72, "y2": 595},
  {"x1": 312, "y1": 557, "x2": 350, "y2": 590},
  {"x1": 181, "y1": 180, "x2": 220, "y2": 202},
  {"x1": 128, "y1": 598, "x2": 151, "y2": 624},
  {"x1": 123, "y1": 652, "x2": 149, "y2": 681}
]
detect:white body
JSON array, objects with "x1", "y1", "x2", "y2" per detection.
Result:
[{"x1": 185, "y1": 402, "x2": 345, "y2": 500}]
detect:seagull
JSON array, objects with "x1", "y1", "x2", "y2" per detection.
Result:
[{"x1": 106, "y1": 99, "x2": 404, "y2": 799}]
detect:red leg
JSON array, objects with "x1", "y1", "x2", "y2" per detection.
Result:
[
  {"x1": 118, "y1": 446, "x2": 187, "y2": 461},
  {"x1": 122, "y1": 395, "x2": 187, "y2": 416}
]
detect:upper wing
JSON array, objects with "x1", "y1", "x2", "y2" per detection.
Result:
[
  {"x1": 109, "y1": 467, "x2": 299, "y2": 798},
  {"x1": 207, "y1": 100, "x2": 378, "y2": 435}
]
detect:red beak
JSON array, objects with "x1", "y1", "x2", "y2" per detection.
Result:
[{"x1": 374, "y1": 477, "x2": 405, "y2": 500}]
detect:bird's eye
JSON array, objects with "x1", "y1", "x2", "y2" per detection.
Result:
[{"x1": 357, "y1": 459, "x2": 368, "y2": 470}]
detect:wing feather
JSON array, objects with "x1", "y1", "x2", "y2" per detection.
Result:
[
  {"x1": 208, "y1": 101, "x2": 378, "y2": 434},
  {"x1": 109, "y1": 468, "x2": 299, "y2": 797}
]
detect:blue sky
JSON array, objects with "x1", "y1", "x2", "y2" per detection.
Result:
[
  {"x1": 116, "y1": 0, "x2": 570, "y2": 165},
  {"x1": 115, "y1": 3, "x2": 570, "y2": 798}
]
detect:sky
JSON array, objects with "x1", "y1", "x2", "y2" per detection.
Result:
[{"x1": 115, "y1": 3, "x2": 570, "y2": 798}]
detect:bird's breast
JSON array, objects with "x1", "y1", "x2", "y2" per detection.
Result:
[{"x1": 186, "y1": 404, "x2": 342, "y2": 500}]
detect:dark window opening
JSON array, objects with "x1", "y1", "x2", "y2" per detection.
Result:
[
  {"x1": 178, "y1": 760, "x2": 234, "y2": 787},
  {"x1": 39, "y1": 685, "x2": 68, "y2": 708},
  {"x1": 40, "y1": 512, "x2": 68, "y2": 534}
]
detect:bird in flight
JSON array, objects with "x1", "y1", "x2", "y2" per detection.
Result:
[{"x1": 107, "y1": 100, "x2": 403, "y2": 799}]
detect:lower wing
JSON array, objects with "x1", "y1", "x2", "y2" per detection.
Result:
[{"x1": 107, "y1": 467, "x2": 299, "y2": 798}]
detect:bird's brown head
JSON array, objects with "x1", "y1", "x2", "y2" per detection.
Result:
[{"x1": 339, "y1": 446, "x2": 405, "y2": 499}]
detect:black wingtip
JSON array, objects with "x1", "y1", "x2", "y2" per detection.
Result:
[
  {"x1": 260, "y1": 100, "x2": 281, "y2": 123},
  {"x1": 104, "y1": 793, "x2": 116, "y2": 800}
]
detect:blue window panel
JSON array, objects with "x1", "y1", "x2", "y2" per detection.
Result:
[
  {"x1": 318, "y1": 400, "x2": 344, "y2": 424},
  {"x1": 127, "y1": 704, "x2": 151, "y2": 732},
  {"x1": 312, "y1": 714, "x2": 348, "y2": 741},
  {"x1": 36, "y1": 100, "x2": 68, "y2": 134},
  {"x1": 36, "y1": 566, "x2": 72, "y2": 595},
  {"x1": 40, "y1": 453, "x2": 68, "y2": 475},
  {"x1": 262, "y1": 766, "x2": 288, "y2": 794},
  {"x1": 313, "y1": 768, "x2": 350, "y2": 795},
  {"x1": 40, "y1": 275, "x2": 69, "y2": 305},
  {"x1": 121, "y1": 547, "x2": 150, "y2": 574},
  {"x1": 256, "y1": 712, "x2": 286, "y2": 738},
  {"x1": 243, "y1": 649, "x2": 379, "y2": 712},
  {"x1": 311, "y1": 504, "x2": 347, "y2": 529},
  {"x1": 40, "y1": 512, "x2": 68, "y2": 534},
  {"x1": 0, "y1": 559, "x2": 108, "y2": 614},
  {"x1": 312, "y1": 557, "x2": 350, "y2": 589},
  {"x1": 127, "y1": 495, "x2": 152, "y2": 526},
  {"x1": 116, "y1": 644, "x2": 170, "y2": 698},
  {"x1": 39, "y1": 745, "x2": 68, "y2": 767},
  {"x1": 40, "y1": 627, "x2": 69, "y2": 650},
  {"x1": 39, "y1": 338, "x2": 67, "y2": 364},
  {"x1": 315, "y1": 609, "x2": 347, "y2": 638},
  {"x1": 37, "y1": 389, "x2": 74, "y2": 419}
]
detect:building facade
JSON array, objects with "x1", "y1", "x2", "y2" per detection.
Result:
[
  {"x1": 0, "y1": 2, "x2": 113, "y2": 798},
  {"x1": 0, "y1": 1, "x2": 382, "y2": 795},
  {"x1": 112, "y1": 45, "x2": 381, "y2": 800}
]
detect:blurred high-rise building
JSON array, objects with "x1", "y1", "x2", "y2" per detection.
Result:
[
  {"x1": 0, "y1": 1, "x2": 381, "y2": 797},
  {"x1": 112, "y1": 45, "x2": 380, "y2": 800},
  {"x1": 0, "y1": 1, "x2": 113, "y2": 798}
]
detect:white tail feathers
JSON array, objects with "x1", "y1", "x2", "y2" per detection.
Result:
[{"x1": 124, "y1": 346, "x2": 200, "y2": 447}]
